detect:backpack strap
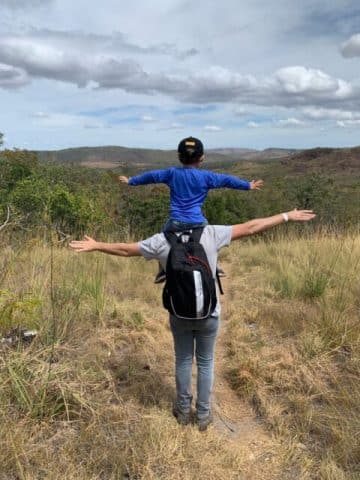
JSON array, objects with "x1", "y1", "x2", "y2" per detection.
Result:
[
  {"x1": 189, "y1": 227, "x2": 204, "y2": 243},
  {"x1": 164, "y1": 227, "x2": 204, "y2": 246},
  {"x1": 164, "y1": 230, "x2": 178, "y2": 246},
  {"x1": 190, "y1": 227, "x2": 225, "y2": 295}
]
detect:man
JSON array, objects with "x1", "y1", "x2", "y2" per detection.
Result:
[{"x1": 69, "y1": 208, "x2": 315, "y2": 431}]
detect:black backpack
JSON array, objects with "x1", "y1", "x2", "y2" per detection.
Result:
[{"x1": 162, "y1": 228, "x2": 218, "y2": 320}]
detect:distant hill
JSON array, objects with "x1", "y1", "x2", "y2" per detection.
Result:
[
  {"x1": 35, "y1": 145, "x2": 360, "y2": 177},
  {"x1": 209, "y1": 147, "x2": 297, "y2": 160},
  {"x1": 37, "y1": 146, "x2": 177, "y2": 170},
  {"x1": 208, "y1": 148, "x2": 258, "y2": 156},
  {"x1": 280, "y1": 146, "x2": 360, "y2": 174},
  {"x1": 36, "y1": 145, "x2": 299, "y2": 170}
]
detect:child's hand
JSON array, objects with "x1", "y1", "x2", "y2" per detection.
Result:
[
  {"x1": 249, "y1": 179, "x2": 264, "y2": 190},
  {"x1": 118, "y1": 176, "x2": 129, "y2": 184}
]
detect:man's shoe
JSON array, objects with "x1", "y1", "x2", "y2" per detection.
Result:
[
  {"x1": 172, "y1": 406, "x2": 191, "y2": 426},
  {"x1": 154, "y1": 271, "x2": 166, "y2": 284},
  {"x1": 197, "y1": 412, "x2": 213, "y2": 432}
]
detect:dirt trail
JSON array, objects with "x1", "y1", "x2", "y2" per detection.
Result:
[{"x1": 210, "y1": 275, "x2": 289, "y2": 480}]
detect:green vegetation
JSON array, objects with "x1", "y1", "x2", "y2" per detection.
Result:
[
  {"x1": 0, "y1": 149, "x2": 118, "y2": 238},
  {"x1": 1, "y1": 144, "x2": 358, "y2": 241}
]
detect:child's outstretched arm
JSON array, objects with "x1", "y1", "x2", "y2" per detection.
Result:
[
  {"x1": 118, "y1": 169, "x2": 171, "y2": 187},
  {"x1": 207, "y1": 171, "x2": 263, "y2": 191}
]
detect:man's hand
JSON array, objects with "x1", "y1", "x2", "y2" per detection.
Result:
[
  {"x1": 69, "y1": 235, "x2": 98, "y2": 252},
  {"x1": 287, "y1": 209, "x2": 316, "y2": 222},
  {"x1": 118, "y1": 176, "x2": 129, "y2": 184},
  {"x1": 249, "y1": 179, "x2": 264, "y2": 190}
]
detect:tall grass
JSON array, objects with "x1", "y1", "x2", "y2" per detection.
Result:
[
  {"x1": 1, "y1": 232, "x2": 359, "y2": 479},
  {"x1": 226, "y1": 232, "x2": 360, "y2": 479},
  {"x1": 1, "y1": 238, "x2": 266, "y2": 480}
]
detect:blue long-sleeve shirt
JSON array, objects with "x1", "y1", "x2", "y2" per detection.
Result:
[{"x1": 128, "y1": 167, "x2": 250, "y2": 224}]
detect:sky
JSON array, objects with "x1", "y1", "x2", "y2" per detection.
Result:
[{"x1": 1, "y1": 0, "x2": 360, "y2": 150}]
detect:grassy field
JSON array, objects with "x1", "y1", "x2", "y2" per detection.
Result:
[
  {"x1": 225, "y1": 232, "x2": 360, "y2": 479},
  {"x1": 0, "y1": 231, "x2": 359, "y2": 479}
]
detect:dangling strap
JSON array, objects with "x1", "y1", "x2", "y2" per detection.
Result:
[{"x1": 216, "y1": 271, "x2": 224, "y2": 295}]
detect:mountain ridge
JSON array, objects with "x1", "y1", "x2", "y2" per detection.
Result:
[
  {"x1": 35, "y1": 145, "x2": 299, "y2": 169},
  {"x1": 33, "y1": 144, "x2": 360, "y2": 175}
]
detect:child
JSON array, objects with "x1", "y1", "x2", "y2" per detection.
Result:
[{"x1": 119, "y1": 136, "x2": 263, "y2": 282}]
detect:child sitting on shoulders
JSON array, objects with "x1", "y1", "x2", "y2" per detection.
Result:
[{"x1": 119, "y1": 136, "x2": 263, "y2": 282}]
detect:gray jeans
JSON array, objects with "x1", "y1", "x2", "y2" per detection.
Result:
[{"x1": 169, "y1": 314, "x2": 219, "y2": 419}]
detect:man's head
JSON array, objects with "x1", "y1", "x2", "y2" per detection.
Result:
[{"x1": 177, "y1": 137, "x2": 204, "y2": 165}]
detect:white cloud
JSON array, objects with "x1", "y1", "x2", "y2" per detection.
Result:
[
  {"x1": 141, "y1": 115, "x2": 155, "y2": 122},
  {"x1": 30, "y1": 111, "x2": 50, "y2": 118},
  {"x1": 275, "y1": 117, "x2": 306, "y2": 127},
  {"x1": 30, "y1": 111, "x2": 106, "y2": 130},
  {"x1": 247, "y1": 121, "x2": 260, "y2": 128},
  {"x1": 0, "y1": 29, "x2": 198, "y2": 92},
  {"x1": 169, "y1": 122, "x2": 184, "y2": 129},
  {"x1": 203, "y1": 125, "x2": 222, "y2": 132},
  {"x1": 341, "y1": 33, "x2": 360, "y2": 58},
  {"x1": 336, "y1": 119, "x2": 360, "y2": 128},
  {"x1": 274, "y1": 66, "x2": 350, "y2": 96},
  {"x1": 233, "y1": 106, "x2": 249, "y2": 116},
  {"x1": 301, "y1": 107, "x2": 357, "y2": 121},
  {"x1": 158, "y1": 122, "x2": 184, "y2": 131},
  {"x1": 0, "y1": 30, "x2": 358, "y2": 113}
]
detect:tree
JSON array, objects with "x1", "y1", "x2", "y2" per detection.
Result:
[
  {"x1": 9, "y1": 177, "x2": 50, "y2": 220},
  {"x1": 0, "y1": 132, "x2": 3, "y2": 147},
  {"x1": 286, "y1": 173, "x2": 335, "y2": 215},
  {"x1": 0, "y1": 149, "x2": 38, "y2": 192}
]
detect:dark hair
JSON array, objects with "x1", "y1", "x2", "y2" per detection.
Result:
[
  {"x1": 178, "y1": 151, "x2": 203, "y2": 165},
  {"x1": 177, "y1": 137, "x2": 204, "y2": 165}
]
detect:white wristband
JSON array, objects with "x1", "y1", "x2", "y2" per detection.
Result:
[{"x1": 282, "y1": 212, "x2": 289, "y2": 222}]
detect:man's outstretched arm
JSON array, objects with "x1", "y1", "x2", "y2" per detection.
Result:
[
  {"x1": 231, "y1": 209, "x2": 315, "y2": 240},
  {"x1": 69, "y1": 236, "x2": 141, "y2": 257}
]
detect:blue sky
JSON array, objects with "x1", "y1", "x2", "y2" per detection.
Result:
[{"x1": 1, "y1": 0, "x2": 360, "y2": 150}]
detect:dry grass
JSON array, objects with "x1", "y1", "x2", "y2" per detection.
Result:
[
  {"x1": 225, "y1": 233, "x2": 360, "y2": 480},
  {"x1": 0, "y1": 239, "x2": 261, "y2": 480},
  {"x1": 0, "y1": 233, "x2": 359, "y2": 479}
]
